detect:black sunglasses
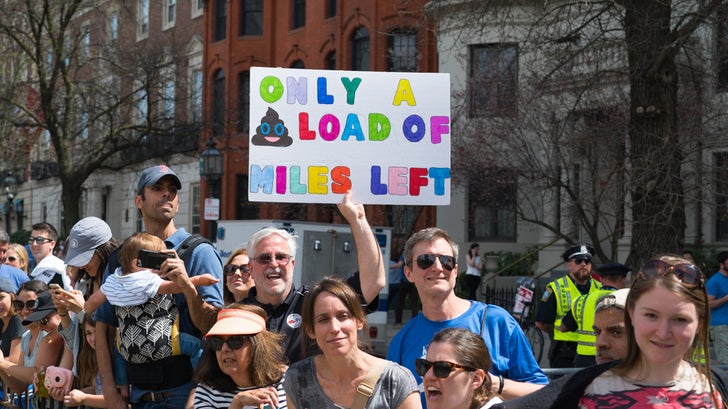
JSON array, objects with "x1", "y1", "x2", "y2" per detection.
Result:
[
  {"x1": 6, "y1": 257, "x2": 17, "y2": 262},
  {"x1": 415, "y1": 358, "x2": 475, "y2": 378},
  {"x1": 572, "y1": 257, "x2": 592, "y2": 265},
  {"x1": 205, "y1": 335, "x2": 249, "y2": 351},
  {"x1": 13, "y1": 299, "x2": 39, "y2": 311},
  {"x1": 28, "y1": 237, "x2": 52, "y2": 245},
  {"x1": 415, "y1": 254, "x2": 455, "y2": 272},
  {"x1": 223, "y1": 264, "x2": 250, "y2": 276},
  {"x1": 638, "y1": 259, "x2": 703, "y2": 285},
  {"x1": 253, "y1": 253, "x2": 292, "y2": 266},
  {"x1": 38, "y1": 317, "x2": 50, "y2": 326}
]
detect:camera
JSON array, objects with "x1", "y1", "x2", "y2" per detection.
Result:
[{"x1": 136, "y1": 249, "x2": 175, "y2": 270}]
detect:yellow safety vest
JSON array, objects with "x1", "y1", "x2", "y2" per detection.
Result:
[
  {"x1": 548, "y1": 275, "x2": 602, "y2": 342},
  {"x1": 573, "y1": 289, "x2": 613, "y2": 356}
]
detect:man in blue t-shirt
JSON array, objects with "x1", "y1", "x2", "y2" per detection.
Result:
[
  {"x1": 707, "y1": 251, "x2": 728, "y2": 364},
  {"x1": 387, "y1": 227, "x2": 547, "y2": 406},
  {"x1": 95, "y1": 165, "x2": 224, "y2": 409}
]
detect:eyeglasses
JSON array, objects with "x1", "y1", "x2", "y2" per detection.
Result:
[
  {"x1": 13, "y1": 299, "x2": 39, "y2": 311},
  {"x1": 415, "y1": 358, "x2": 476, "y2": 378},
  {"x1": 571, "y1": 258, "x2": 592, "y2": 266},
  {"x1": 38, "y1": 317, "x2": 50, "y2": 326},
  {"x1": 638, "y1": 259, "x2": 703, "y2": 285},
  {"x1": 415, "y1": 254, "x2": 455, "y2": 272},
  {"x1": 28, "y1": 237, "x2": 52, "y2": 245},
  {"x1": 223, "y1": 264, "x2": 250, "y2": 276},
  {"x1": 253, "y1": 253, "x2": 292, "y2": 266},
  {"x1": 205, "y1": 335, "x2": 249, "y2": 351}
]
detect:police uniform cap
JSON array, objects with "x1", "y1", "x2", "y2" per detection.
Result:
[
  {"x1": 596, "y1": 262, "x2": 631, "y2": 277},
  {"x1": 562, "y1": 244, "x2": 595, "y2": 262}
]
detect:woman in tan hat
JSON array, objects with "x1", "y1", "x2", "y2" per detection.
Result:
[
  {"x1": 284, "y1": 277, "x2": 420, "y2": 409},
  {"x1": 194, "y1": 304, "x2": 288, "y2": 409}
]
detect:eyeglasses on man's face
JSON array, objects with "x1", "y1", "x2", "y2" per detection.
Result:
[
  {"x1": 415, "y1": 254, "x2": 455, "y2": 272},
  {"x1": 253, "y1": 253, "x2": 292, "y2": 266},
  {"x1": 28, "y1": 237, "x2": 53, "y2": 245}
]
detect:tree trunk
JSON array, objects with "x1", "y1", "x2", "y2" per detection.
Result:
[{"x1": 625, "y1": 0, "x2": 686, "y2": 269}]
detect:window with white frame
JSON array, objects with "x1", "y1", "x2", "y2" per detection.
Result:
[
  {"x1": 468, "y1": 169, "x2": 517, "y2": 241},
  {"x1": 135, "y1": 79, "x2": 148, "y2": 126},
  {"x1": 469, "y1": 43, "x2": 518, "y2": 117},
  {"x1": 191, "y1": 0, "x2": 204, "y2": 19},
  {"x1": 191, "y1": 69, "x2": 203, "y2": 122},
  {"x1": 81, "y1": 25, "x2": 91, "y2": 57},
  {"x1": 387, "y1": 31, "x2": 417, "y2": 72},
  {"x1": 162, "y1": 78, "x2": 175, "y2": 126},
  {"x1": 164, "y1": 0, "x2": 176, "y2": 30},
  {"x1": 109, "y1": 13, "x2": 119, "y2": 45},
  {"x1": 138, "y1": 0, "x2": 150, "y2": 39}
]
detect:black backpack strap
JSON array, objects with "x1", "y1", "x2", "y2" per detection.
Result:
[{"x1": 176, "y1": 233, "x2": 211, "y2": 262}]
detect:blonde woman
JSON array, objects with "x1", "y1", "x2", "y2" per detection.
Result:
[{"x1": 4, "y1": 243, "x2": 29, "y2": 274}]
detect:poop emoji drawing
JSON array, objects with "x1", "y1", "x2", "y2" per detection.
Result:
[{"x1": 251, "y1": 107, "x2": 293, "y2": 147}]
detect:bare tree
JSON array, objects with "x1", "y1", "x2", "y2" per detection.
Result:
[
  {"x1": 428, "y1": 0, "x2": 726, "y2": 268},
  {"x1": 0, "y1": 0, "x2": 201, "y2": 233}
]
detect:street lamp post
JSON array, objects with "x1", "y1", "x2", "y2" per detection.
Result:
[
  {"x1": 200, "y1": 137, "x2": 223, "y2": 242},
  {"x1": 2, "y1": 172, "x2": 17, "y2": 235}
]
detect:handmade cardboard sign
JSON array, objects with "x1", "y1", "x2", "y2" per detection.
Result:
[{"x1": 248, "y1": 67, "x2": 451, "y2": 205}]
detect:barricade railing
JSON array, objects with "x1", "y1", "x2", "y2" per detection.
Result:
[{"x1": 0, "y1": 382, "x2": 87, "y2": 409}]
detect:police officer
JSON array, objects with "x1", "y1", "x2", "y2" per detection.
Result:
[
  {"x1": 561, "y1": 262, "x2": 630, "y2": 367},
  {"x1": 536, "y1": 244, "x2": 602, "y2": 368}
]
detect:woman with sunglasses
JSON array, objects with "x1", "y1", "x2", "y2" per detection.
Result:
[
  {"x1": 223, "y1": 248, "x2": 255, "y2": 304},
  {"x1": 420, "y1": 327, "x2": 501, "y2": 409},
  {"x1": 5, "y1": 243, "x2": 29, "y2": 274},
  {"x1": 284, "y1": 277, "x2": 420, "y2": 409},
  {"x1": 0, "y1": 283, "x2": 69, "y2": 394},
  {"x1": 494, "y1": 255, "x2": 728, "y2": 409},
  {"x1": 0, "y1": 284, "x2": 23, "y2": 364},
  {"x1": 194, "y1": 304, "x2": 288, "y2": 409}
]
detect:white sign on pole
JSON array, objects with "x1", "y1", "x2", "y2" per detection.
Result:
[
  {"x1": 204, "y1": 198, "x2": 220, "y2": 221},
  {"x1": 248, "y1": 67, "x2": 451, "y2": 205}
]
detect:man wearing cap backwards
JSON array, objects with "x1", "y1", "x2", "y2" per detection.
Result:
[
  {"x1": 240, "y1": 191, "x2": 385, "y2": 364},
  {"x1": 536, "y1": 244, "x2": 602, "y2": 368},
  {"x1": 95, "y1": 165, "x2": 224, "y2": 409},
  {"x1": 592, "y1": 288, "x2": 629, "y2": 365},
  {"x1": 0, "y1": 227, "x2": 29, "y2": 293},
  {"x1": 559, "y1": 262, "x2": 630, "y2": 367}
]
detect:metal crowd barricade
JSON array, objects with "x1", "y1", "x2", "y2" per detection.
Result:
[{"x1": 0, "y1": 381, "x2": 88, "y2": 409}]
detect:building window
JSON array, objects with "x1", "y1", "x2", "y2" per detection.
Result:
[
  {"x1": 716, "y1": 152, "x2": 728, "y2": 240},
  {"x1": 469, "y1": 43, "x2": 518, "y2": 117},
  {"x1": 214, "y1": 0, "x2": 227, "y2": 42},
  {"x1": 81, "y1": 25, "x2": 91, "y2": 57},
  {"x1": 719, "y1": 6, "x2": 728, "y2": 90},
  {"x1": 137, "y1": 0, "x2": 149, "y2": 39},
  {"x1": 325, "y1": 51, "x2": 336, "y2": 70},
  {"x1": 388, "y1": 31, "x2": 417, "y2": 72},
  {"x1": 191, "y1": 183, "x2": 201, "y2": 234},
  {"x1": 109, "y1": 13, "x2": 119, "y2": 45},
  {"x1": 162, "y1": 79, "x2": 175, "y2": 125},
  {"x1": 80, "y1": 111, "x2": 89, "y2": 139},
  {"x1": 351, "y1": 27, "x2": 369, "y2": 71},
  {"x1": 164, "y1": 0, "x2": 177, "y2": 29},
  {"x1": 241, "y1": 0, "x2": 262, "y2": 36},
  {"x1": 136, "y1": 80, "x2": 148, "y2": 125},
  {"x1": 213, "y1": 69, "x2": 226, "y2": 136},
  {"x1": 291, "y1": 60, "x2": 305, "y2": 68},
  {"x1": 237, "y1": 71, "x2": 250, "y2": 133},
  {"x1": 325, "y1": 0, "x2": 336, "y2": 18},
  {"x1": 192, "y1": 0, "x2": 204, "y2": 18},
  {"x1": 236, "y1": 174, "x2": 259, "y2": 219},
  {"x1": 191, "y1": 69, "x2": 203, "y2": 122},
  {"x1": 291, "y1": 0, "x2": 305, "y2": 29},
  {"x1": 468, "y1": 169, "x2": 517, "y2": 241}
]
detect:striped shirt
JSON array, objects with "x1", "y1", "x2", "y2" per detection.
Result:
[{"x1": 194, "y1": 379, "x2": 287, "y2": 409}]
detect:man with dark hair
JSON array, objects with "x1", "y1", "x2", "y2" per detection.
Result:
[
  {"x1": 707, "y1": 250, "x2": 728, "y2": 364},
  {"x1": 536, "y1": 244, "x2": 602, "y2": 368},
  {"x1": 95, "y1": 165, "x2": 224, "y2": 409},
  {"x1": 28, "y1": 222, "x2": 69, "y2": 289},
  {"x1": 0, "y1": 227, "x2": 29, "y2": 293}
]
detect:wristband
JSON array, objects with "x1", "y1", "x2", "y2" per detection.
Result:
[{"x1": 497, "y1": 375, "x2": 504, "y2": 395}]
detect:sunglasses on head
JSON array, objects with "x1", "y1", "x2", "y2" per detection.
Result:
[
  {"x1": 253, "y1": 253, "x2": 292, "y2": 266},
  {"x1": 638, "y1": 259, "x2": 703, "y2": 285},
  {"x1": 205, "y1": 335, "x2": 249, "y2": 351},
  {"x1": 223, "y1": 264, "x2": 250, "y2": 276},
  {"x1": 415, "y1": 358, "x2": 475, "y2": 378},
  {"x1": 28, "y1": 237, "x2": 52, "y2": 245},
  {"x1": 415, "y1": 254, "x2": 455, "y2": 272},
  {"x1": 571, "y1": 257, "x2": 591, "y2": 265},
  {"x1": 13, "y1": 299, "x2": 39, "y2": 311}
]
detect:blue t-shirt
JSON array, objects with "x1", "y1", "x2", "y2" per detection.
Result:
[
  {"x1": 387, "y1": 301, "x2": 548, "y2": 406},
  {"x1": 707, "y1": 271, "x2": 728, "y2": 326},
  {"x1": 95, "y1": 228, "x2": 224, "y2": 336}
]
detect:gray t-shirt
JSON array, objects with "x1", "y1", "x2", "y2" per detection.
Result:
[{"x1": 284, "y1": 356, "x2": 417, "y2": 409}]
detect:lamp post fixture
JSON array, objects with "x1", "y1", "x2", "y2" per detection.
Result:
[
  {"x1": 2, "y1": 172, "x2": 17, "y2": 235},
  {"x1": 200, "y1": 137, "x2": 223, "y2": 242}
]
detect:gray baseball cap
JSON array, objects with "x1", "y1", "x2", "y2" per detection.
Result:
[
  {"x1": 65, "y1": 217, "x2": 113, "y2": 267},
  {"x1": 136, "y1": 165, "x2": 182, "y2": 195}
]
